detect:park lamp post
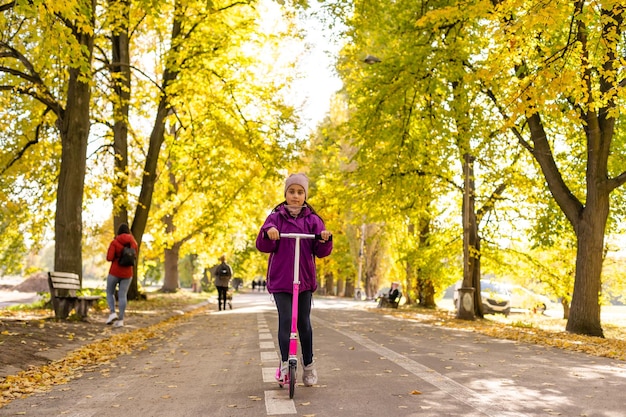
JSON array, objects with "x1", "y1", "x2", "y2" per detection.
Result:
[{"x1": 355, "y1": 223, "x2": 365, "y2": 300}]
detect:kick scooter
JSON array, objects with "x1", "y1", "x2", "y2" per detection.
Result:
[{"x1": 274, "y1": 232, "x2": 328, "y2": 399}]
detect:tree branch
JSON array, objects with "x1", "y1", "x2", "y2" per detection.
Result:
[
  {"x1": 0, "y1": 84, "x2": 61, "y2": 116},
  {"x1": 1, "y1": 108, "x2": 51, "y2": 175},
  {"x1": 0, "y1": 42, "x2": 62, "y2": 116},
  {"x1": 0, "y1": 1, "x2": 16, "y2": 13},
  {"x1": 607, "y1": 171, "x2": 626, "y2": 192}
]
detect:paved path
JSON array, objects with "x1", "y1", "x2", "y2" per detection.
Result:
[{"x1": 1, "y1": 292, "x2": 624, "y2": 416}]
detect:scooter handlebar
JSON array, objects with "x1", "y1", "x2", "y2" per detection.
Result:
[{"x1": 262, "y1": 232, "x2": 332, "y2": 241}]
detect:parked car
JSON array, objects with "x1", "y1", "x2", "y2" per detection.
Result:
[
  {"x1": 454, "y1": 280, "x2": 511, "y2": 316},
  {"x1": 508, "y1": 285, "x2": 552, "y2": 314},
  {"x1": 480, "y1": 280, "x2": 511, "y2": 316}
]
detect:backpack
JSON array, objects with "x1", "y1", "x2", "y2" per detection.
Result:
[
  {"x1": 217, "y1": 263, "x2": 230, "y2": 278},
  {"x1": 118, "y1": 244, "x2": 137, "y2": 266}
]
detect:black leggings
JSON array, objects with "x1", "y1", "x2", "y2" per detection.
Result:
[
  {"x1": 216, "y1": 286, "x2": 229, "y2": 310},
  {"x1": 273, "y1": 291, "x2": 313, "y2": 366}
]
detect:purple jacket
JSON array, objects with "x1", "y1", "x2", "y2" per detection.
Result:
[{"x1": 256, "y1": 204, "x2": 332, "y2": 294}]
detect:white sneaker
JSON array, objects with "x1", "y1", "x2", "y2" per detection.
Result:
[
  {"x1": 106, "y1": 313, "x2": 118, "y2": 325},
  {"x1": 113, "y1": 320, "x2": 124, "y2": 327},
  {"x1": 302, "y1": 360, "x2": 317, "y2": 386},
  {"x1": 275, "y1": 361, "x2": 288, "y2": 384}
]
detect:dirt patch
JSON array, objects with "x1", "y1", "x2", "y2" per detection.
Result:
[
  {"x1": 11, "y1": 273, "x2": 49, "y2": 293},
  {"x1": 0, "y1": 315, "x2": 110, "y2": 377}
]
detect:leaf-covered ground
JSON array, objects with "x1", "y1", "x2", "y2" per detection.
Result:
[
  {"x1": 0, "y1": 293, "x2": 624, "y2": 408},
  {"x1": 374, "y1": 305, "x2": 626, "y2": 362}
]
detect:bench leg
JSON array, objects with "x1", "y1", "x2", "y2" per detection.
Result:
[
  {"x1": 51, "y1": 298, "x2": 61, "y2": 318},
  {"x1": 57, "y1": 299, "x2": 73, "y2": 319},
  {"x1": 76, "y1": 299, "x2": 97, "y2": 319},
  {"x1": 76, "y1": 299, "x2": 87, "y2": 319}
]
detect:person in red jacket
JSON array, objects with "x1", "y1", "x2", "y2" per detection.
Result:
[{"x1": 105, "y1": 223, "x2": 138, "y2": 327}]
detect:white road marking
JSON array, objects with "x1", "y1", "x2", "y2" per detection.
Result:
[
  {"x1": 265, "y1": 390, "x2": 297, "y2": 415},
  {"x1": 259, "y1": 313, "x2": 296, "y2": 415},
  {"x1": 261, "y1": 351, "x2": 278, "y2": 363},
  {"x1": 260, "y1": 341, "x2": 275, "y2": 349},
  {"x1": 262, "y1": 367, "x2": 277, "y2": 382}
]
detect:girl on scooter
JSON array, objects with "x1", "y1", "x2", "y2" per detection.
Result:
[{"x1": 256, "y1": 173, "x2": 333, "y2": 387}]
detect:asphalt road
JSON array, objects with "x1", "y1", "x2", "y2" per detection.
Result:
[{"x1": 1, "y1": 291, "x2": 625, "y2": 416}]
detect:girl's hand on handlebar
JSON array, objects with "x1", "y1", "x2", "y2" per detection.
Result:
[
  {"x1": 266, "y1": 227, "x2": 280, "y2": 240},
  {"x1": 320, "y1": 230, "x2": 332, "y2": 242}
]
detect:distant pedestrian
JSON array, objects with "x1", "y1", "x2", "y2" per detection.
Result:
[
  {"x1": 213, "y1": 255, "x2": 232, "y2": 311},
  {"x1": 105, "y1": 223, "x2": 138, "y2": 328},
  {"x1": 256, "y1": 173, "x2": 333, "y2": 387},
  {"x1": 377, "y1": 282, "x2": 401, "y2": 308}
]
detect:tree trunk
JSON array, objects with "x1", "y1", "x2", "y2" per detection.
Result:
[
  {"x1": 561, "y1": 298, "x2": 570, "y2": 320},
  {"x1": 403, "y1": 223, "x2": 415, "y2": 306},
  {"x1": 127, "y1": 100, "x2": 169, "y2": 299},
  {"x1": 54, "y1": 91, "x2": 89, "y2": 278},
  {"x1": 110, "y1": 0, "x2": 131, "y2": 229},
  {"x1": 565, "y1": 194, "x2": 608, "y2": 337},
  {"x1": 324, "y1": 273, "x2": 334, "y2": 296},
  {"x1": 54, "y1": 9, "x2": 95, "y2": 280},
  {"x1": 526, "y1": 110, "x2": 610, "y2": 336},
  {"x1": 472, "y1": 235, "x2": 482, "y2": 316},
  {"x1": 516, "y1": 5, "x2": 626, "y2": 336},
  {"x1": 356, "y1": 223, "x2": 365, "y2": 295},
  {"x1": 344, "y1": 280, "x2": 354, "y2": 298},
  {"x1": 418, "y1": 218, "x2": 436, "y2": 308},
  {"x1": 403, "y1": 267, "x2": 413, "y2": 306},
  {"x1": 162, "y1": 242, "x2": 181, "y2": 292},
  {"x1": 419, "y1": 279, "x2": 436, "y2": 308},
  {"x1": 336, "y1": 279, "x2": 345, "y2": 297},
  {"x1": 127, "y1": 6, "x2": 182, "y2": 299}
]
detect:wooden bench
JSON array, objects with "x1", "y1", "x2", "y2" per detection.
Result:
[{"x1": 47, "y1": 272, "x2": 102, "y2": 319}]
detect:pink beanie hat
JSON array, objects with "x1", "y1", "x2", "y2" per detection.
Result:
[{"x1": 284, "y1": 173, "x2": 309, "y2": 200}]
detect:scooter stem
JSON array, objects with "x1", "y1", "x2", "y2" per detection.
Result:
[{"x1": 289, "y1": 236, "x2": 301, "y2": 362}]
